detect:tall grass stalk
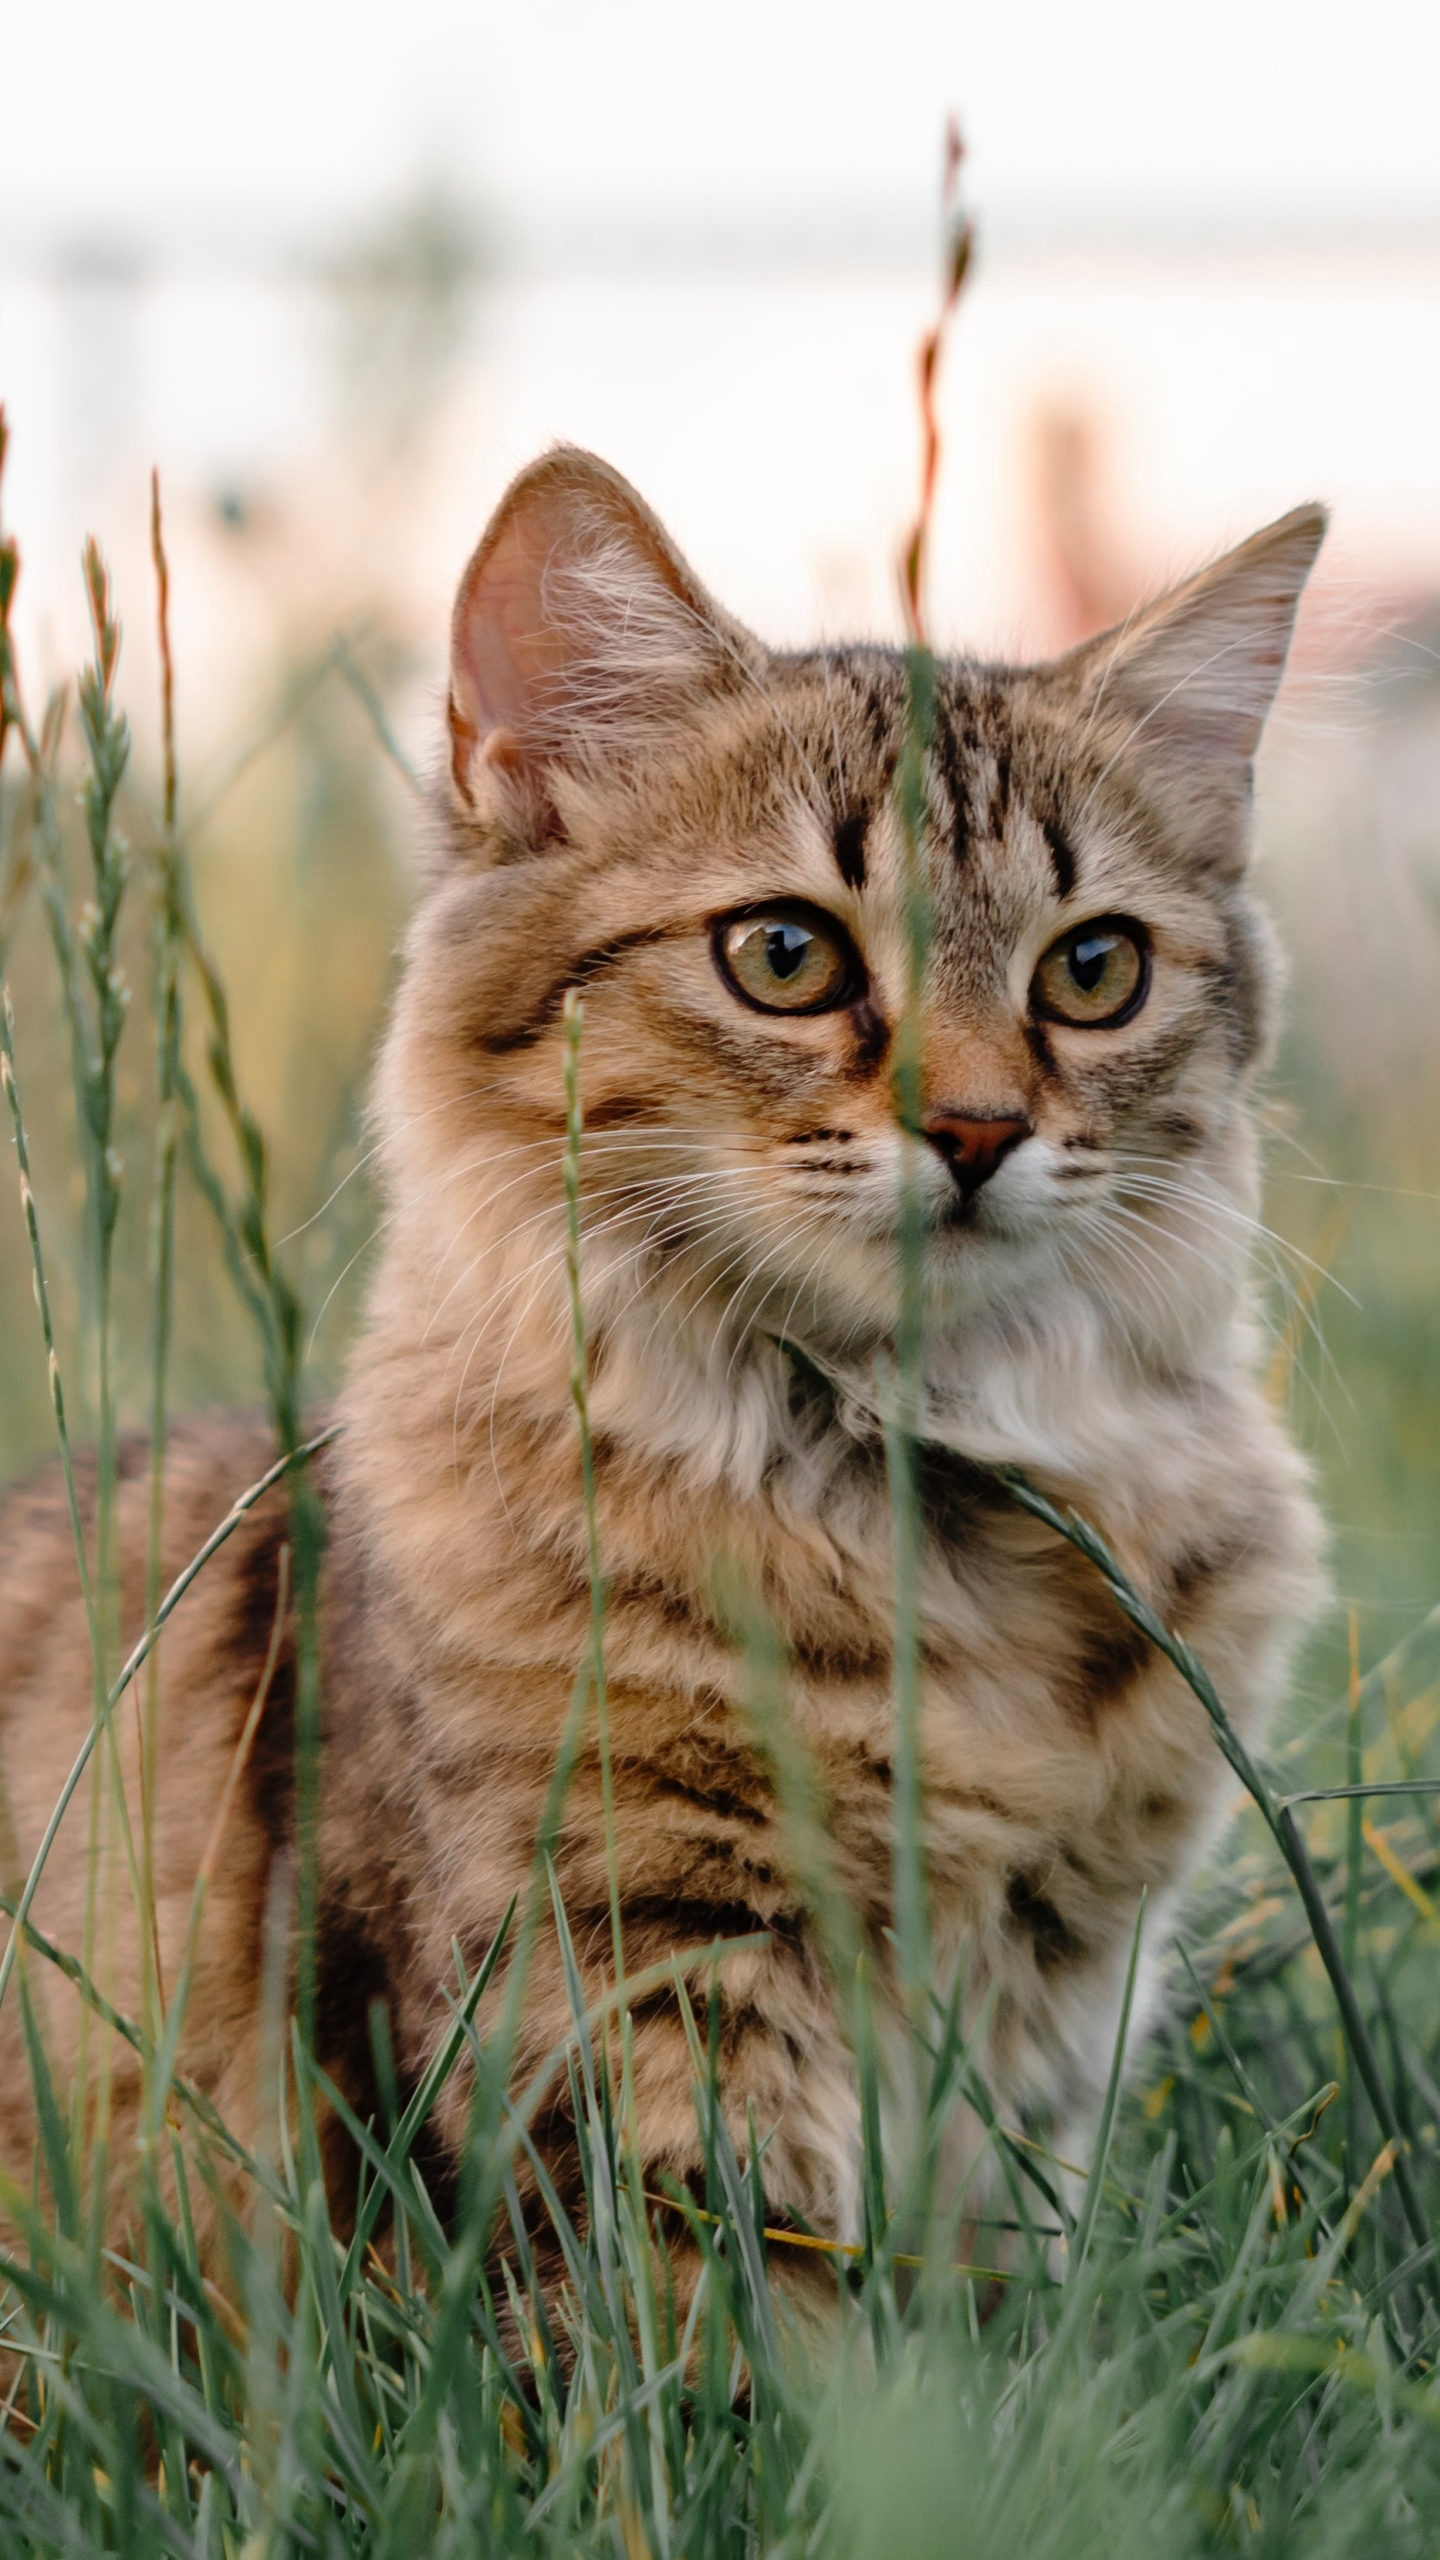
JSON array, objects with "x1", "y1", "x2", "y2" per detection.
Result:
[
  {"x1": 140, "y1": 474, "x2": 183, "y2": 2046},
  {"x1": 1344, "y1": 1608, "x2": 1365, "y2": 2188},
  {"x1": 876, "y1": 114, "x2": 974, "y2": 2115},
  {"x1": 882, "y1": 645, "x2": 936, "y2": 2050},
  {"x1": 68, "y1": 545, "x2": 143, "y2": 2188}
]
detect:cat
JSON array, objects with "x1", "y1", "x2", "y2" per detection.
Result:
[{"x1": 0, "y1": 447, "x2": 1325, "y2": 2303}]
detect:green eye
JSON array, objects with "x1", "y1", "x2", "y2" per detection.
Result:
[
  {"x1": 1032, "y1": 917, "x2": 1148, "y2": 1027},
  {"x1": 714, "y1": 907, "x2": 858, "y2": 1014}
]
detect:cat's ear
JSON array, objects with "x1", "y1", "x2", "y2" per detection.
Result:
[
  {"x1": 1056, "y1": 503, "x2": 1327, "y2": 872},
  {"x1": 447, "y1": 446, "x2": 758, "y2": 840}
]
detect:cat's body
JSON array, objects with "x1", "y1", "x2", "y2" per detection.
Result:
[{"x1": 0, "y1": 452, "x2": 1325, "y2": 2284}]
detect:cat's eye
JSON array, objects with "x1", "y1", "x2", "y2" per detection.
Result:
[
  {"x1": 1031, "y1": 917, "x2": 1149, "y2": 1028},
  {"x1": 713, "y1": 905, "x2": 860, "y2": 1015}
]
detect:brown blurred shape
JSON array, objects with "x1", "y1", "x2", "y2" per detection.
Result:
[{"x1": 1030, "y1": 402, "x2": 1138, "y2": 649}]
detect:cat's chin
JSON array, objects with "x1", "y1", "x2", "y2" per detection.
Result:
[
  {"x1": 730, "y1": 1226, "x2": 1085, "y2": 1369},
  {"x1": 925, "y1": 1208, "x2": 1062, "y2": 1274}
]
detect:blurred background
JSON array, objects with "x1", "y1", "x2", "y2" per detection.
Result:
[{"x1": 3, "y1": 0, "x2": 1440, "y2": 1711}]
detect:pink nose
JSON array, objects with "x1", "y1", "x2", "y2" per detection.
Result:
[{"x1": 923, "y1": 1110, "x2": 1031, "y2": 1200}]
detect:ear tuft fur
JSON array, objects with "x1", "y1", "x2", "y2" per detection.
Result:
[
  {"x1": 1059, "y1": 502, "x2": 1328, "y2": 871},
  {"x1": 447, "y1": 447, "x2": 760, "y2": 843}
]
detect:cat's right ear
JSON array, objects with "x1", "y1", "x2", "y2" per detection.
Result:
[
  {"x1": 1053, "y1": 502, "x2": 1327, "y2": 876},
  {"x1": 447, "y1": 446, "x2": 757, "y2": 845}
]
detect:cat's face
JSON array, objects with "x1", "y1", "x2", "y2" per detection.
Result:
[{"x1": 386, "y1": 452, "x2": 1322, "y2": 1387}]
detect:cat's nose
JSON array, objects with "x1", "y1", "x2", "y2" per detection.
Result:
[{"x1": 922, "y1": 1109, "x2": 1031, "y2": 1200}]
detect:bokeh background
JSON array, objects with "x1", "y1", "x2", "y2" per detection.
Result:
[{"x1": 4, "y1": 0, "x2": 1440, "y2": 1712}]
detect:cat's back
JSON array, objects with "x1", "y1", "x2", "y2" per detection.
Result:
[
  {"x1": 0, "y1": 1408, "x2": 287, "y2": 1724},
  {"x1": 0, "y1": 1412, "x2": 305, "y2": 2166}
]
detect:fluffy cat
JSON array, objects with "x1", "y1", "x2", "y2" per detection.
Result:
[{"x1": 0, "y1": 449, "x2": 1325, "y2": 2293}]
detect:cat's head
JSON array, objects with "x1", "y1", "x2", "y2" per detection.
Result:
[{"x1": 380, "y1": 448, "x2": 1322, "y2": 1440}]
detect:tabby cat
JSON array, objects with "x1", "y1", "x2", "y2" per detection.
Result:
[{"x1": 0, "y1": 449, "x2": 1325, "y2": 2294}]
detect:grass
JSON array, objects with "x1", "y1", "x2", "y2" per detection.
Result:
[{"x1": 4, "y1": 318, "x2": 1440, "y2": 2556}]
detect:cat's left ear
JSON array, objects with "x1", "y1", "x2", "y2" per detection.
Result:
[
  {"x1": 1056, "y1": 503, "x2": 1327, "y2": 873},
  {"x1": 447, "y1": 445, "x2": 761, "y2": 845}
]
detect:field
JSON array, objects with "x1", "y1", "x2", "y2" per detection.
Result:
[{"x1": 3, "y1": 397, "x2": 1440, "y2": 2556}]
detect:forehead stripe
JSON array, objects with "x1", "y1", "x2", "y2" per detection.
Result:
[
  {"x1": 1040, "y1": 815, "x2": 1077, "y2": 899},
  {"x1": 832, "y1": 811, "x2": 868, "y2": 890},
  {"x1": 929, "y1": 703, "x2": 972, "y2": 869}
]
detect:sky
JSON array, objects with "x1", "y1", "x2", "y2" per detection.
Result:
[
  {"x1": 3, "y1": 0, "x2": 1440, "y2": 249},
  {"x1": 4, "y1": 0, "x2": 1439, "y2": 734}
]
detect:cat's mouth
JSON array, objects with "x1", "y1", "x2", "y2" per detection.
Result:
[{"x1": 932, "y1": 1188, "x2": 990, "y2": 1234}]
